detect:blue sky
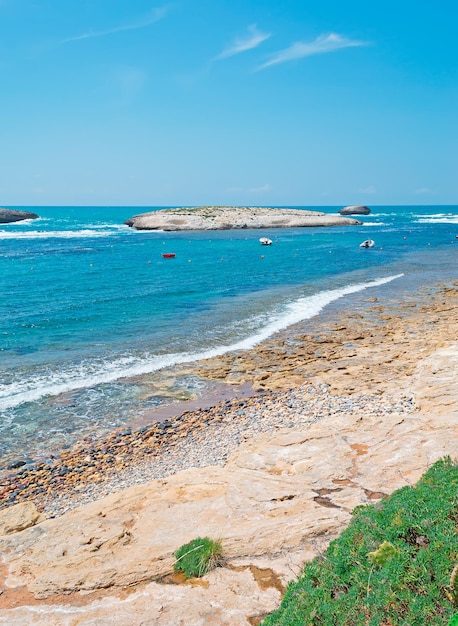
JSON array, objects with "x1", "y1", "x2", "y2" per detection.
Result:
[{"x1": 0, "y1": 0, "x2": 456, "y2": 206}]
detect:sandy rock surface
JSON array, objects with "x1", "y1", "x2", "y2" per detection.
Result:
[
  {"x1": 0, "y1": 503, "x2": 44, "y2": 536},
  {"x1": 125, "y1": 206, "x2": 361, "y2": 230}
]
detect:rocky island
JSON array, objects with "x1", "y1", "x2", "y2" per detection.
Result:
[
  {"x1": 339, "y1": 205, "x2": 371, "y2": 215},
  {"x1": 0, "y1": 208, "x2": 39, "y2": 223},
  {"x1": 124, "y1": 206, "x2": 362, "y2": 231}
]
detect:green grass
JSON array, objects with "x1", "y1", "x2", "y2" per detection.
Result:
[
  {"x1": 262, "y1": 457, "x2": 458, "y2": 625},
  {"x1": 173, "y1": 536, "x2": 223, "y2": 578}
]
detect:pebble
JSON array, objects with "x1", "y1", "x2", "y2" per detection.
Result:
[{"x1": 0, "y1": 382, "x2": 414, "y2": 519}]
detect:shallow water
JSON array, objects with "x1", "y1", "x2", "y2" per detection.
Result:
[{"x1": 0, "y1": 205, "x2": 457, "y2": 465}]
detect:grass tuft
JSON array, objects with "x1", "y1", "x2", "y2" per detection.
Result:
[{"x1": 173, "y1": 536, "x2": 223, "y2": 579}]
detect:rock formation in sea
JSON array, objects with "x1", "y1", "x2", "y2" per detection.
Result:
[
  {"x1": 339, "y1": 205, "x2": 371, "y2": 215},
  {"x1": 125, "y1": 206, "x2": 362, "y2": 231},
  {"x1": 0, "y1": 208, "x2": 39, "y2": 223}
]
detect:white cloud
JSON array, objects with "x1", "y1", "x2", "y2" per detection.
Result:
[
  {"x1": 60, "y1": 6, "x2": 169, "y2": 44},
  {"x1": 358, "y1": 185, "x2": 377, "y2": 194},
  {"x1": 249, "y1": 184, "x2": 271, "y2": 193},
  {"x1": 226, "y1": 184, "x2": 271, "y2": 194},
  {"x1": 257, "y1": 32, "x2": 367, "y2": 70},
  {"x1": 215, "y1": 24, "x2": 270, "y2": 60},
  {"x1": 415, "y1": 187, "x2": 433, "y2": 194}
]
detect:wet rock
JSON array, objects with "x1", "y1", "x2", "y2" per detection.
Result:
[{"x1": 7, "y1": 460, "x2": 27, "y2": 470}]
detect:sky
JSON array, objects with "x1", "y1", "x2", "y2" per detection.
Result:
[{"x1": 0, "y1": 0, "x2": 456, "y2": 207}]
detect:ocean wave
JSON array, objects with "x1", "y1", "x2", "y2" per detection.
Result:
[
  {"x1": 85, "y1": 223, "x2": 131, "y2": 230},
  {"x1": 0, "y1": 229, "x2": 115, "y2": 240},
  {"x1": 414, "y1": 215, "x2": 458, "y2": 224},
  {"x1": 363, "y1": 222, "x2": 387, "y2": 227},
  {"x1": 0, "y1": 274, "x2": 404, "y2": 411}
]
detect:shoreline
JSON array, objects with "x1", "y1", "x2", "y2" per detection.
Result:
[
  {"x1": 1, "y1": 279, "x2": 457, "y2": 518},
  {"x1": 0, "y1": 277, "x2": 457, "y2": 623}
]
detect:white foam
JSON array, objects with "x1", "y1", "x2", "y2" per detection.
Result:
[
  {"x1": 363, "y1": 222, "x2": 387, "y2": 226},
  {"x1": 0, "y1": 229, "x2": 114, "y2": 240},
  {"x1": 86, "y1": 223, "x2": 131, "y2": 230},
  {"x1": 415, "y1": 214, "x2": 458, "y2": 224},
  {"x1": 0, "y1": 274, "x2": 403, "y2": 410}
]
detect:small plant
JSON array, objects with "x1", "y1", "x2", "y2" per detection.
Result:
[
  {"x1": 173, "y1": 536, "x2": 223, "y2": 579},
  {"x1": 449, "y1": 614, "x2": 458, "y2": 626},
  {"x1": 367, "y1": 541, "x2": 399, "y2": 567}
]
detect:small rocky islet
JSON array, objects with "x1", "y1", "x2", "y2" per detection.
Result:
[
  {"x1": 338, "y1": 204, "x2": 371, "y2": 215},
  {"x1": 0, "y1": 208, "x2": 39, "y2": 223},
  {"x1": 124, "y1": 205, "x2": 363, "y2": 231}
]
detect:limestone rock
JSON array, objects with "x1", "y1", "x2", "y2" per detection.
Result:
[
  {"x1": 0, "y1": 208, "x2": 39, "y2": 223},
  {"x1": 0, "y1": 568, "x2": 281, "y2": 625},
  {"x1": 125, "y1": 206, "x2": 362, "y2": 231},
  {"x1": 0, "y1": 502, "x2": 44, "y2": 535},
  {"x1": 339, "y1": 205, "x2": 371, "y2": 215}
]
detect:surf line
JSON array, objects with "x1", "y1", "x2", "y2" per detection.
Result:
[{"x1": 0, "y1": 274, "x2": 404, "y2": 410}]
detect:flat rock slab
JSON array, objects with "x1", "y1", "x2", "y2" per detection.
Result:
[{"x1": 125, "y1": 206, "x2": 361, "y2": 231}]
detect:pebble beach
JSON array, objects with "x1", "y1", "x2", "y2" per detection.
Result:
[{"x1": 1, "y1": 279, "x2": 456, "y2": 519}]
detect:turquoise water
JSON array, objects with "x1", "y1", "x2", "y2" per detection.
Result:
[{"x1": 1, "y1": 205, "x2": 457, "y2": 465}]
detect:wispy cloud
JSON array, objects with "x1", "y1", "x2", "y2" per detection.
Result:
[
  {"x1": 215, "y1": 24, "x2": 270, "y2": 61},
  {"x1": 249, "y1": 184, "x2": 271, "y2": 194},
  {"x1": 359, "y1": 185, "x2": 377, "y2": 194},
  {"x1": 226, "y1": 184, "x2": 271, "y2": 195},
  {"x1": 60, "y1": 6, "x2": 169, "y2": 44},
  {"x1": 257, "y1": 32, "x2": 367, "y2": 70},
  {"x1": 415, "y1": 187, "x2": 433, "y2": 195}
]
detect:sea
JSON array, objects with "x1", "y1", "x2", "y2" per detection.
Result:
[{"x1": 1, "y1": 205, "x2": 457, "y2": 468}]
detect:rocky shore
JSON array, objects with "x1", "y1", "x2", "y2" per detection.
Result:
[
  {"x1": 124, "y1": 205, "x2": 362, "y2": 230},
  {"x1": 0, "y1": 281, "x2": 457, "y2": 624}
]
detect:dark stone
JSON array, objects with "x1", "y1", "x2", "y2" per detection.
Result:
[
  {"x1": 339, "y1": 205, "x2": 371, "y2": 216},
  {"x1": 7, "y1": 460, "x2": 27, "y2": 469},
  {"x1": 0, "y1": 208, "x2": 39, "y2": 223}
]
